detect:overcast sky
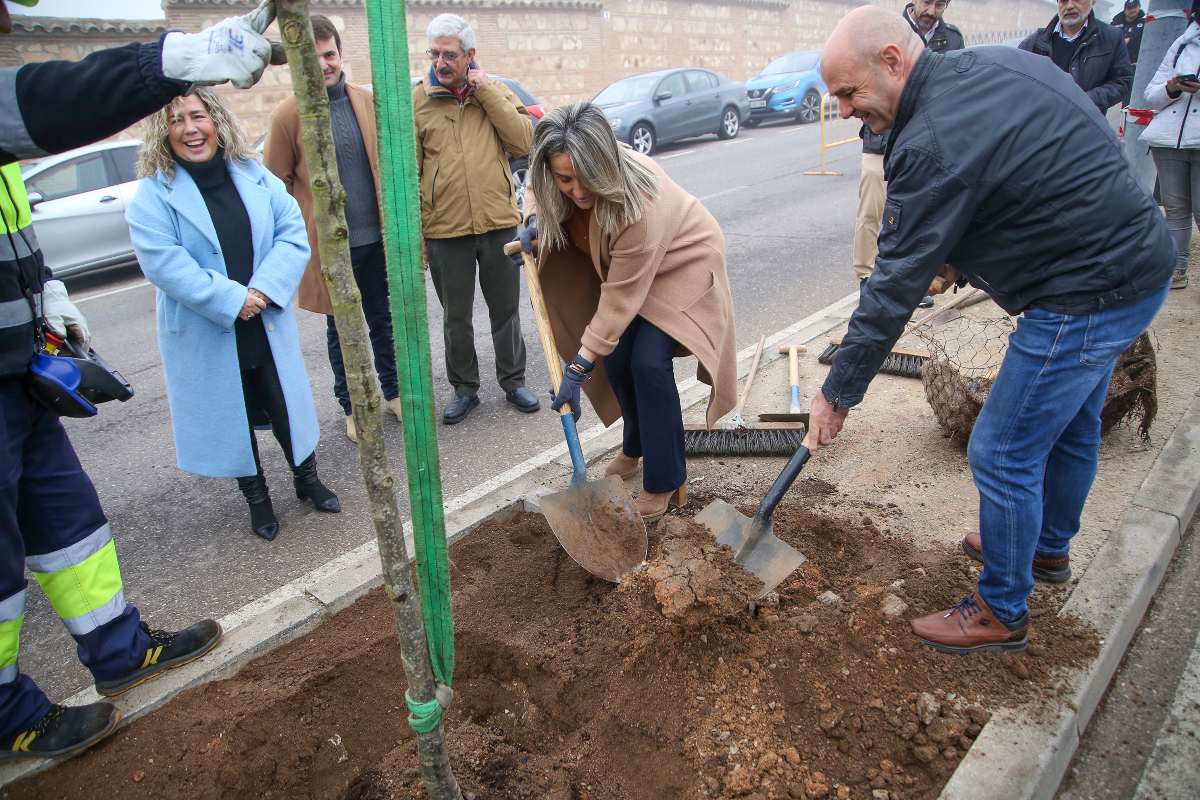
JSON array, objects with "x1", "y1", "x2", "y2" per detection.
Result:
[{"x1": 11, "y1": 0, "x2": 165, "y2": 19}]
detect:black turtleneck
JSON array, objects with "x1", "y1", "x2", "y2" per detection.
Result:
[{"x1": 174, "y1": 149, "x2": 269, "y2": 370}]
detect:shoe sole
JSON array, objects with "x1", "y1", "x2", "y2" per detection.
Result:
[
  {"x1": 508, "y1": 402, "x2": 541, "y2": 414},
  {"x1": 961, "y1": 539, "x2": 1071, "y2": 583},
  {"x1": 916, "y1": 635, "x2": 1028, "y2": 655},
  {"x1": 0, "y1": 709, "x2": 122, "y2": 762},
  {"x1": 95, "y1": 626, "x2": 224, "y2": 698}
]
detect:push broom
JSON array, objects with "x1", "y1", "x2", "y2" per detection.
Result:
[
  {"x1": 684, "y1": 337, "x2": 808, "y2": 456},
  {"x1": 817, "y1": 287, "x2": 986, "y2": 377}
]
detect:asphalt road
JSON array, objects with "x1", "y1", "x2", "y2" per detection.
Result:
[{"x1": 26, "y1": 115, "x2": 865, "y2": 699}]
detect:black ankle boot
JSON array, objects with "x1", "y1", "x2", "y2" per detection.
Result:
[
  {"x1": 292, "y1": 454, "x2": 341, "y2": 513},
  {"x1": 236, "y1": 475, "x2": 279, "y2": 540}
]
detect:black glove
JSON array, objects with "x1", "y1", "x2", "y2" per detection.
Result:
[
  {"x1": 509, "y1": 214, "x2": 538, "y2": 266},
  {"x1": 550, "y1": 354, "x2": 592, "y2": 420}
]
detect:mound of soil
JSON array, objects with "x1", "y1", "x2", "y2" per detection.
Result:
[{"x1": 13, "y1": 488, "x2": 1097, "y2": 800}]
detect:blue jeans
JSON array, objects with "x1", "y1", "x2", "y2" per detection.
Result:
[{"x1": 968, "y1": 284, "x2": 1169, "y2": 623}]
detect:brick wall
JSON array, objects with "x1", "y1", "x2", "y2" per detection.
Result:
[{"x1": 2, "y1": 0, "x2": 1057, "y2": 142}]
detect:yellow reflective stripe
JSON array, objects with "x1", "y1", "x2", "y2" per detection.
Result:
[
  {"x1": 32, "y1": 539, "x2": 123, "y2": 621},
  {"x1": 141, "y1": 645, "x2": 162, "y2": 670},
  {"x1": 0, "y1": 615, "x2": 23, "y2": 669},
  {"x1": 0, "y1": 162, "x2": 31, "y2": 234}
]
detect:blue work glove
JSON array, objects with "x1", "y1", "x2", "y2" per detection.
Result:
[
  {"x1": 550, "y1": 355, "x2": 592, "y2": 420},
  {"x1": 509, "y1": 214, "x2": 538, "y2": 267}
]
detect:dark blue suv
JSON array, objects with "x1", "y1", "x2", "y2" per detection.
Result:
[{"x1": 745, "y1": 51, "x2": 825, "y2": 127}]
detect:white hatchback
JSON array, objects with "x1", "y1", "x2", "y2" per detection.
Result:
[{"x1": 20, "y1": 139, "x2": 142, "y2": 278}]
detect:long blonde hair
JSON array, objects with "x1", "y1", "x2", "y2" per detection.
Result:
[
  {"x1": 528, "y1": 102, "x2": 659, "y2": 254},
  {"x1": 136, "y1": 88, "x2": 256, "y2": 180}
]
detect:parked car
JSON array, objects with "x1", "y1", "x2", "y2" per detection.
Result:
[
  {"x1": 20, "y1": 139, "x2": 142, "y2": 278},
  {"x1": 745, "y1": 51, "x2": 826, "y2": 126},
  {"x1": 593, "y1": 68, "x2": 750, "y2": 155}
]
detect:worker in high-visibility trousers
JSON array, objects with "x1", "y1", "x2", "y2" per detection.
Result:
[{"x1": 0, "y1": 0, "x2": 278, "y2": 761}]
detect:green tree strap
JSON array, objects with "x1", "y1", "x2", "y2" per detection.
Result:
[
  {"x1": 405, "y1": 689, "x2": 445, "y2": 735},
  {"x1": 364, "y1": 0, "x2": 455, "y2": 688}
]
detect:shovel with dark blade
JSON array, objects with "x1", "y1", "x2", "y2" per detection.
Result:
[
  {"x1": 505, "y1": 241, "x2": 647, "y2": 582},
  {"x1": 697, "y1": 441, "x2": 812, "y2": 597}
]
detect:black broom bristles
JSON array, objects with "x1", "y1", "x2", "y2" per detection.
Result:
[
  {"x1": 816, "y1": 341, "x2": 927, "y2": 379},
  {"x1": 683, "y1": 427, "x2": 807, "y2": 456}
]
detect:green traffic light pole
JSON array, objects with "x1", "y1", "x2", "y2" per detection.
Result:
[{"x1": 274, "y1": 3, "x2": 462, "y2": 797}]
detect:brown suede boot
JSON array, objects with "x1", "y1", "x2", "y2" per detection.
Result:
[
  {"x1": 636, "y1": 482, "x2": 687, "y2": 521},
  {"x1": 961, "y1": 532, "x2": 1072, "y2": 583},
  {"x1": 910, "y1": 592, "x2": 1028, "y2": 654},
  {"x1": 604, "y1": 452, "x2": 640, "y2": 479}
]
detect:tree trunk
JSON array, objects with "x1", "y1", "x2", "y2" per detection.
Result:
[{"x1": 275, "y1": 4, "x2": 462, "y2": 798}]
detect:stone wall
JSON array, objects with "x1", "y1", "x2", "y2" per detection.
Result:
[{"x1": 2, "y1": 0, "x2": 1057, "y2": 141}]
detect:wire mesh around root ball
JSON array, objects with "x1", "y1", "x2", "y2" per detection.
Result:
[{"x1": 915, "y1": 317, "x2": 1158, "y2": 444}]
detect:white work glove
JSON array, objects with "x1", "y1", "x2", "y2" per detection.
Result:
[
  {"x1": 41, "y1": 280, "x2": 91, "y2": 347},
  {"x1": 161, "y1": 1, "x2": 276, "y2": 90}
]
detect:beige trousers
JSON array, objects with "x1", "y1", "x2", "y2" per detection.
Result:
[{"x1": 851, "y1": 153, "x2": 886, "y2": 281}]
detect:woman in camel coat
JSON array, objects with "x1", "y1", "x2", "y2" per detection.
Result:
[{"x1": 520, "y1": 102, "x2": 737, "y2": 520}]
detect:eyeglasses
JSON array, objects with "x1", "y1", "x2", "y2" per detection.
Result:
[{"x1": 426, "y1": 48, "x2": 464, "y2": 63}]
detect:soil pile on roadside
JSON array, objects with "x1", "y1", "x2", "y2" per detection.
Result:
[{"x1": 11, "y1": 490, "x2": 1098, "y2": 800}]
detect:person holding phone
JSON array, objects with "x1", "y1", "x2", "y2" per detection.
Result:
[
  {"x1": 412, "y1": 13, "x2": 540, "y2": 425},
  {"x1": 1141, "y1": 0, "x2": 1200, "y2": 289}
]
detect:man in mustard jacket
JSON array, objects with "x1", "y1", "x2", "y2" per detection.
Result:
[
  {"x1": 414, "y1": 13, "x2": 539, "y2": 424},
  {"x1": 264, "y1": 15, "x2": 397, "y2": 443}
]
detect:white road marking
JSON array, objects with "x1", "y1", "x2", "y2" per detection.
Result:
[
  {"x1": 700, "y1": 185, "x2": 749, "y2": 202},
  {"x1": 74, "y1": 279, "x2": 151, "y2": 304},
  {"x1": 659, "y1": 150, "x2": 696, "y2": 160},
  {"x1": 723, "y1": 137, "x2": 754, "y2": 145}
]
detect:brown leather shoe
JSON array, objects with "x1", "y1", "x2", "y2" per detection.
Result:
[
  {"x1": 604, "y1": 452, "x2": 640, "y2": 479},
  {"x1": 961, "y1": 532, "x2": 1071, "y2": 583},
  {"x1": 637, "y1": 482, "x2": 687, "y2": 521},
  {"x1": 910, "y1": 592, "x2": 1028, "y2": 654}
]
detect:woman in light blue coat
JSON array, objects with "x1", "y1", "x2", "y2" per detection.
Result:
[{"x1": 127, "y1": 89, "x2": 339, "y2": 541}]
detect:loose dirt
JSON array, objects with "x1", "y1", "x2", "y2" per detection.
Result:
[{"x1": 10, "y1": 490, "x2": 1097, "y2": 800}]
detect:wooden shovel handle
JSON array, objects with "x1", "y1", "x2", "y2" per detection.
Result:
[{"x1": 506, "y1": 240, "x2": 572, "y2": 419}]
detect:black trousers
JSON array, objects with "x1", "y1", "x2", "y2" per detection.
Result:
[
  {"x1": 240, "y1": 353, "x2": 294, "y2": 475},
  {"x1": 326, "y1": 241, "x2": 399, "y2": 416},
  {"x1": 604, "y1": 317, "x2": 685, "y2": 493},
  {"x1": 427, "y1": 228, "x2": 527, "y2": 397}
]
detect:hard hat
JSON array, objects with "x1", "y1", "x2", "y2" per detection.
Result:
[{"x1": 28, "y1": 339, "x2": 134, "y2": 418}]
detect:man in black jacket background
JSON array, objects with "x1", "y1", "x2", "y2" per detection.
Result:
[
  {"x1": 1019, "y1": 0, "x2": 1133, "y2": 112},
  {"x1": 852, "y1": 0, "x2": 963, "y2": 306},
  {"x1": 1112, "y1": 0, "x2": 1146, "y2": 68},
  {"x1": 813, "y1": 6, "x2": 1173, "y2": 655}
]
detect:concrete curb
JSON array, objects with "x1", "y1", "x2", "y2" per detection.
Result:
[
  {"x1": 0, "y1": 293, "x2": 861, "y2": 788},
  {"x1": 940, "y1": 389, "x2": 1200, "y2": 800}
]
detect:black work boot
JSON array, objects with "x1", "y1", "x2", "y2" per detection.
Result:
[
  {"x1": 292, "y1": 454, "x2": 341, "y2": 513},
  {"x1": 95, "y1": 620, "x2": 223, "y2": 698},
  {"x1": 0, "y1": 703, "x2": 120, "y2": 761},
  {"x1": 236, "y1": 474, "x2": 279, "y2": 541}
]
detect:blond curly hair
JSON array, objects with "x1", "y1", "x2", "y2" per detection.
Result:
[{"x1": 136, "y1": 88, "x2": 256, "y2": 180}]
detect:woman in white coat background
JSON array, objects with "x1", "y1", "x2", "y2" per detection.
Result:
[
  {"x1": 1142, "y1": 0, "x2": 1200, "y2": 290},
  {"x1": 128, "y1": 88, "x2": 339, "y2": 541}
]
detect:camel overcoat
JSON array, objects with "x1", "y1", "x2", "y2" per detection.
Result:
[
  {"x1": 263, "y1": 83, "x2": 380, "y2": 316},
  {"x1": 529, "y1": 151, "x2": 737, "y2": 428}
]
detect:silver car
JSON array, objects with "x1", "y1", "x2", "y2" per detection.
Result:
[
  {"x1": 20, "y1": 140, "x2": 142, "y2": 278},
  {"x1": 594, "y1": 68, "x2": 750, "y2": 155}
]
